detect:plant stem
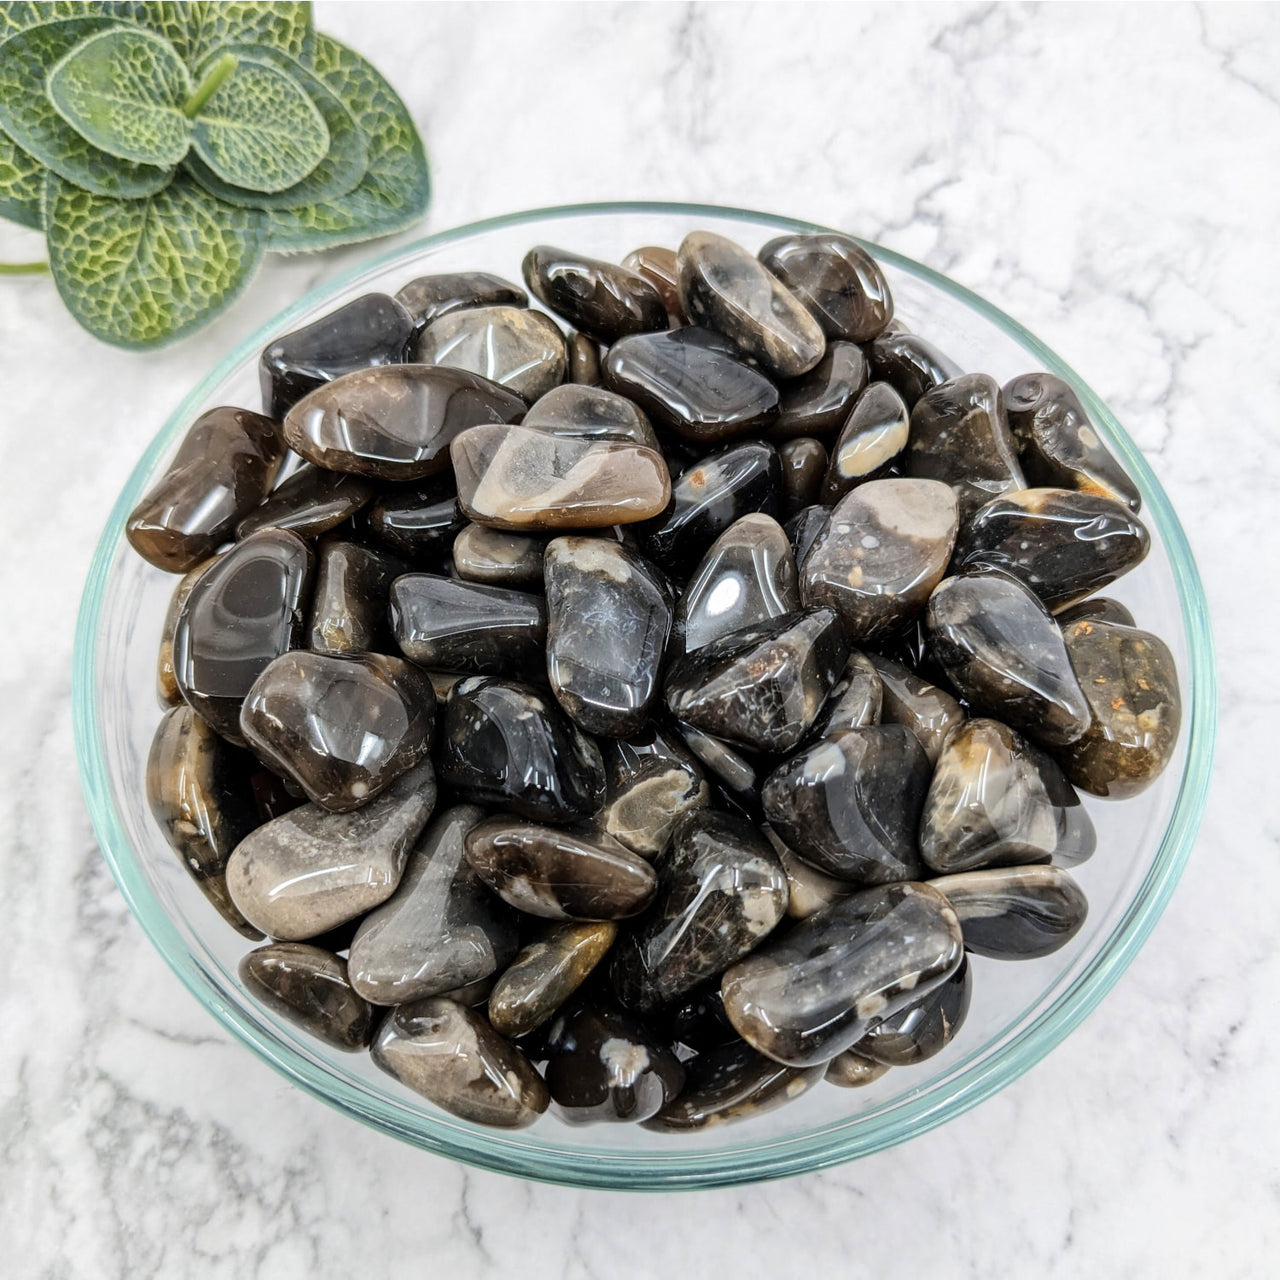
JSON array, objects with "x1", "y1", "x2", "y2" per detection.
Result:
[
  {"x1": 0, "y1": 261, "x2": 49, "y2": 275},
  {"x1": 183, "y1": 53, "x2": 238, "y2": 118}
]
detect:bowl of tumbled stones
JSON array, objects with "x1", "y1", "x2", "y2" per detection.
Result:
[{"x1": 75, "y1": 204, "x2": 1214, "y2": 1189}]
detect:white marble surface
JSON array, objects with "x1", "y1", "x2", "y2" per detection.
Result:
[{"x1": 0, "y1": 2, "x2": 1277, "y2": 1275}]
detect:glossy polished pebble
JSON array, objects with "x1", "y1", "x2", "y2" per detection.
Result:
[
  {"x1": 523, "y1": 244, "x2": 668, "y2": 343},
  {"x1": 763, "y1": 824, "x2": 853, "y2": 920},
  {"x1": 677, "y1": 230, "x2": 825, "y2": 378},
  {"x1": 307, "y1": 536, "x2": 408, "y2": 654},
  {"x1": 239, "y1": 943, "x2": 375, "y2": 1050},
  {"x1": 642, "y1": 1041, "x2": 825, "y2": 1131},
  {"x1": 225, "y1": 760, "x2": 436, "y2": 939},
  {"x1": 673, "y1": 721, "x2": 765, "y2": 814},
  {"x1": 1005, "y1": 371, "x2": 1141, "y2": 512},
  {"x1": 825, "y1": 1050, "x2": 890, "y2": 1088},
  {"x1": 808, "y1": 650, "x2": 883, "y2": 739},
  {"x1": 259, "y1": 293, "x2": 415, "y2": 420},
  {"x1": 641, "y1": 440, "x2": 782, "y2": 573},
  {"x1": 438, "y1": 678, "x2": 606, "y2": 822},
  {"x1": 284, "y1": 364, "x2": 526, "y2": 481},
  {"x1": 622, "y1": 245, "x2": 685, "y2": 321},
  {"x1": 414, "y1": 304, "x2": 567, "y2": 402},
  {"x1": 522, "y1": 383, "x2": 659, "y2": 449},
  {"x1": 800, "y1": 478, "x2": 959, "y2": 644},
  {"x1": 544, "y1": 1006, "x2": 685, "y2": 1124},
  {"x1": 236, "y1": 464, "x2": 374, "y2": 541},
  {"x1": 821, "y1": 381, "x2": 910, "y2": 502},
  {"x1": 157, "y1": 555, "x2": 218, "y2": 706},
  {"x1": 778, "y1": 437, "x2": 828, "y2": 517},
  {"x1": 240, "y1": 651, "x2": 436, "y2": 812},
  {"x1": 603, "y1": 327, "x2": 781, "y2": 443},
  {"x1": 1058, "y1": 619, "x2": 1182, "y2": 798},
  {"x1": 762, "y1": 725, "x2": 930, "y2": 883},
  {"x1": 665, "y1": 608, "x2": 849, "y2": 754},
  {"x1": 451, "y1": 523, "x2": 546, "y2": 588},
  {"x1": 786, "y1": 504, "x2": 829, "y2": 568},
  {"x1": 127, "y1": 407, "x2": 284, "y2": 572},
  {"x1": 347, "y1": 804, "x2": 518, "y2": 1004},
  {"x1": 662, "y1": 985, "x2": 741, "y2": 1053},
  {"x1": 926, "y1": 571, "x2": 1091, "y2": 748},
  {"x1": 390, "y1": 573, "x2": 546, "y2": 677},
  {"x1": 954, "y1": 488, "x2": 1150, "y2": 610},
  {"x1": 768, "y1": 341, "x2": 869, "y2": 443},
  {"x1": 394, "y1": 271, "x2": 528, "y2": 325},
  {"x1": 929, "y1": 865, "x2": 1089, "y2": 959},
  {"x1": 567, "y1": 330, "x2": 601, "y2": 385},
  {"x1": 596, "y1": 725, "x2": 711, "y2": 858},
  {"x1": 921, "y1": 718, "x2": 1095, "y2": 873},
  {"x1": 673, "y1": 513, "x2": 798, "y2": 656},
  {"x1": 856, "y1": 955, "x2": 971, "y2": 1066},
  {"x1": 371, "y1": 997, "x2": 549, "y2": 1128},
  {"x1": 488, "y1": 922, "x2": 617, "y2": 1038},
  {"x1": 363, "y1": 477, "x2": 465, "y2": 560},
  {"x1": 868, "y1": 330, "x2": 964, "y2": 409},
  {"x1": 868, "y1": 654, "x2": 965, "y2": 765},
  {"x1": 172, "y1": 528, "x2": 313, "y2": 744},
  {"x1": 610, "y1": 809, "x2": 788, "y2": 1012},
  {"x1": 1056, "y1": 596, "x2": 1137, "y2": 628},
  {"x1": 760, "y1": 232, "x2": 894, "y2": 342},
  {"x1": 720, "y1": 882, "x2": 964, "y2": 1066},
  {"x1": 451, "y1": 424, "x2": 670, "y2": 530},
  {"x1": 544, "y1": 537, "x2": 672, "y2": 736},
  {"x1": 465, "y1": 818, "x2": 658, "y2": 920},
  {"x1": 146, "y1": 705, "x2": 261, "y2": 938}
]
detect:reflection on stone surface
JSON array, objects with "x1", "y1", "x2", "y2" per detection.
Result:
[
  {"x1": 622, "y1": 245, "x2": 685, "y2": 322},
  {"x1": 522, "y1": 383, "x2": 659, "y2": 448},
  {"x1": 821, "y1": 381, "x2": 909, "y2": 502},
  {"x1": 867, "y1": 654, "x2": 965, "y2": 765},
  {"x1": 778, "y1": 437, "x2": 828, "y2": 517},
  {"x1": 236, "y1": 464, "x2": 375, "y2": 541},
  {"x1": 759, "y1": 232, "x2": 895, "y2": 342},
  {"x1": 856, "y1": 955, "x2": 971, "y2": 1066},
  {"x1": 239, "y1": 943, "x2": 375, "y2": 1051},
  {"x1": 807, "y1": 650, "x2": 883, "y2": 740},
  {"x1": 415, "y1": 304, "x2": 567, "y2": 402},
  {"x1": 867, "y1": 330, "x2": 963, "y2": 409},
  {"x1": 363, "y1": 477, "x2": 465, "y2": 560},
  {"x1": 824, "y1": 1050, "x2": 889, "y2": 1088},
  {"x1": 488, "y1": 921, "x2": 617, "y2": 1038},
  {"x1": 307, "y1": 536, "x2": 408, "y2": 655},
  {"x1": 523, "y1": 244, "x2": 668, "y2": 343},
  {"x1": 451, "y1": 523, "x2": 547, "y2": 589},
  {"x1": 157, "y1": 555, "x2": 219, "y2": 706},
  {"x1": 769, "y1": 340, "x2": 869, "y2": 440},
  {"x1": 394, "y1": 271, "x2": 528, "y2": 325}
]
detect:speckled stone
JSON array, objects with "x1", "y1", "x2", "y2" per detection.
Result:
[
  {"x1": 157, "y1": 555, "x2": 218, "y2": 706},
  {"x1": 1055, "y1": 596, "x2": 1137, "y2": 628},
  {"x1": 522, "y1": 383, "x2": 659, "y2": 449},
  {"x1": 488, "y1": 922, "x2": 618, "y2": 1038},
  {"x1": 807, "y1": 650, "x2": 883, "y2": 740},
  {"x1": 236, "y1": 465, "x2": 375, "y2": 541},
  {"x1": 307, "y1": 536, "x2": 408, "y2": 655},
  {"x1": 867, "y1": 655, "x2": 966, "y2": 765},
  {"x1": 759, "y1": 232, "x2": 895, "y2": 342},
  {"x1": 824, "y1": 1050, "x2": 890, "y2": 1088},
  {"x1": 414, "y1": 304, "x2": 567, "y2": 402},
  {"x1": 363, "y1": 478, "x2": 465, "y2": 560},
  {"x1": 394, "y1": 271, "x2": 528, "y2": 325},
  {"x1": 785, "y1": 504, "x2": 829, "y2": 568},
  {"x1": 721, "y1": 882, "x2": 964, "y2": 1066},
  {"x1": 451, "y1": 523, "x2": 547, "y2": 589},
  {"x1": 867, "y1": 330, "x2": 964, "y2": 409},
  {"x1": 821, "y1": 381, "x2": 910, "y2": 502},
  {"x1": 523, "y1": 245, "x2": 668, "y2": 343},
  {"x1": 856, "y1": 955, "x2": 971, "y2": 1066},
  {"x1": 769, "y1": 341, "x2": 869, "y2": 441},
  {"x1": 622, "y1": 245, "x2": 685, "y2": 321},
  {"x1": 763, "y1": 824, "x2": 853, "y2": 920},
  {"x1": 239, "y1": 943, "x2": 375, "y2": 1051},
  {"x1": 778, "y1": 437, "x2": 828, "y2": 517}
]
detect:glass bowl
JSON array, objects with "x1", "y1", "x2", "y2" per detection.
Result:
[{"x1": 73, "y1": 202, "x2": 1216, "y2": 1190}]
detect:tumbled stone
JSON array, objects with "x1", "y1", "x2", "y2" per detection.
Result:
[
  {"x1": 807, "y1": 650, "x2": 883, "y2": 739},
  {"x1": 673, "y1": 513, "x2": 798, "y2": 656},
  {"x1": 522, "y1": 383, "x2": 659, "y2": 449},
  {"x1": 1004, "y1": 371, "x2": 1141, "y2": 512},
  {"x1": 236, "y1": 464, "x2": 375, "y2": 541},
  {"x1": 672, "y1": 722, "x2": 765, "y2": 814},
  {"x1": 240, "y1": 651, "x2": 436, "y2": 812},
  {"x1": 721, "y1": 882, "x2": 964, "y2": 1066},
  {"x1": 543, "y1": 1006, "x2": 685, "y2": 1124},
  {"x1": 225, "y1": 760, "x2": 436, "y2": 939},
  {"x1": 955, "y1": 488, "x2": 1150, "y2": 610},
  {"x1": 127, "y1": 407, "x2": 284, "y2": 573},
  {"x1": 523, "y1": 245, "x2": 668, "y2": 343},
  {"x1": 394, "y1": 271, "x2": 528, "y2": 325},
  {"x1": 926, "y1": 571, "x2": 1091, "y2": 748},
  {"x1": 642, "y1": 1041, "x2": 825, "y2": 1131},
  {"x1": 239, "y1": 943, "x2": 375, "y2": 1050},
  {"x1": 929, "y1": 865, "x2": 1089, "y2": 959},
  {"x1": 921, "y1": 718, "x2": 1095, "y2": 873},
  {"x1": 868, "y1": 655, "x2": 965, "y2": 765},
  {"x1": 760, "y1": 232, "x2": 895, "y2": 342},
  {"x1": 677, "y1": 230, "x2": 825, "y2": 378},
  {"x1": 800, "y1": 479, "x2": 959, "y2": 643},
  {"x1": 347, "y1": 804, "x2": 518, "y2": 1004},
  {"x1": 146, "y1": 705, "x2": 262, "y2": 938},
  {"x1": 451, "y1": 424, "x2": 670, "y2": 530},
  {"x1": 544, "y1": 536, "x2": 672, "y2": 736},
  {"x1": 821, "y1": 381, "x2": 910, "y2": 502},
  {"x1": 415, "y1": 304, "x2": 567, "y2": 402},
  {"x1": 907, "y1": 374, "x2": 1026, "y2": 520},
  {"x1": 157, "y1": 555, "x2": 218, "y2": 706},
  {"x1": 1058, "y1": 619, "x2": 1181, "y2": 798},
  {"x1": 566, "y1": 329, "x2": 601, "y2": 385},
  {"x1": 622, "y1": 245, "x2": 685, "y2": 321},
  {"x1": 451, "y1": 523, "x2": 546, "y2": 588},
  {"x1": 1056, "y1": 596, "x2": 1137, "y2": 628},
  {"x1": 611, "y1": 809, "x2": 788, "y2": 1012},
  {"x1": 172, "y1": 528, "x2": 313, "y2": 744},
  {"x1": 824, "y1": 1050, "x2": 890, "y2": 1088},
  {"x1": 260, "y1": 293, "x2": 416, "y2": 420},
  {"x1": 362, "y1": 477, "x2": 465, "y2": 560},
  {"x1": 665, "y1": 608, "x2": 849, "y2": 754},
  {"x1": 604, "y1": 327, "x2": 781, "y2": 442},
  {"x1": 856, "y1": 955, "x2": 971, "y2": 1066},
  {"x1": 778, "y1": 437, "x2": 828, "y2": 517},
  {"x1": 465, "y1": 818, "x2": 658, "y2": 920},
  {"x1": 868, "y1": 331, "x2": 963, "y2": 409},
  {"x1": 307, "y1": 536, "x2": 408, "y2": 654},
  {"x1": 769, "y1": 342, "x2": 869, "y2": 443},
  {"x1": 438, "y1": 678, "x2": 606, "y2": 821},
  {"x1": 762, "y1": 725, "x2": 930, "y2": 882},
  {"x1": 763, "y1": 824, "x2": 853, "y2": 920},
  {"x1": 488, "y1": 922, "x2": 617, "y2": 1038},
  {"x1": 371, "y1": 997, "x2": 549, "y2": 1127},
  {"x1": 390, "y1": 573, "x2": 546, "y2": 677},
  {"x1": 661, "y1": 985, "x2": 741, "y2": 1054},
  {"x1": 785, "y1": 504, "x2": 829, "y2": 568}
]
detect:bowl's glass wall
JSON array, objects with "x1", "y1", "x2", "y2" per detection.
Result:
[{"x1": 74, "y1": 205, "x2": 1214, "y2": 1189}]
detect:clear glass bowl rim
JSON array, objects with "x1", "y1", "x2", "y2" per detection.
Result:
[{"x1": 72, "y1": 200, "x2": 1217, "y2": 1190}]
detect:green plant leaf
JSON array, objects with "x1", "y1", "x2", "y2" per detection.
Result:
[
  {"x1": 0, "y1": 2, "x2": 103, "y2": 49},
  {"x1": 0, "y1": 16, "x2": 175, "y2": 197},
  {"x1": 183, "y1": 44, "x2": 365, "y2": 210},
  {"x1": 0, "y1": 125, "x2": 46, "y2": 228},
  {"x1": 44, "y1": 169, "x2": 267, "y2": 348},
  {"x1": 267, "y1": 34, "x2": 429, "y2": 253},
  {"x1": 189, "y1": 54, "x2": 327, "y2": 193},
  {"x1": 112, "y1": 1, "x2": 314, "y2": 70},
  {"x1": 46, "y1": 26, "x2": 192, "y2": 167}
]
